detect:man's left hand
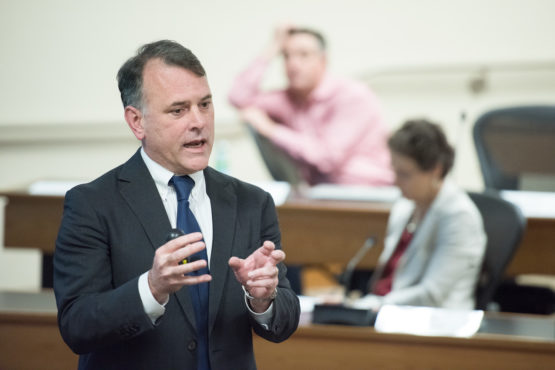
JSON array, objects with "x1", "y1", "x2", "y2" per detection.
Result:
[
  {"x1": 240, "y1": 107, "x2": 278, "y2": 138},
  {"x1": 228, "y1": 241, "x2": 285, "y2": 312}
]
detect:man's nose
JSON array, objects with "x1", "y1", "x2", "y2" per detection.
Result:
[{"x1": 189, "y1": 107, "x2": 206, "y2": 128}]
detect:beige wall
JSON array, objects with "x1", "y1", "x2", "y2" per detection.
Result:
[
  {"x1": 1, "y1": 0, "x2": 554, "y2": 289},
  {"x1": 1, "y1": 0, "x2": 555, "y2": 192}
]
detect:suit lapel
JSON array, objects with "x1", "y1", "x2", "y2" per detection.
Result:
[
  {"x1": 369, "y1": 200, "x2": 412, "y2": 291},
  {"x1": 204, "y1": 167, "x2": 237, "y2": 335},
  {"x1": 398, "y1": 182, "x2": 452, "y2": 274},
  {"x1": 118, "y1": 150, "x2": 170, "y2": 250},
  {"x1": 400, "y1": 212, "x2": 434, "y2": 271},
  {"x1": 117, "y1": 149, "x2": 197, "y2": 330}
]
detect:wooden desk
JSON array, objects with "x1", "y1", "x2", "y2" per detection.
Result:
[
  {"x1": 277, "y1": 197, "x2": 555, "y2": 276},
  {"x1": 0, "y1": 291, "x2": 78, "y2": 370},
  {"x1": 253, "y1": 319, "x2": 555, "y2": 370},
  {"x1": 276, "y1": 198, "x2": 390, "y2": 268},
  {"x1": 1, "y1": 291, "x2": 553, "y2": 370},
  {"x1": 3, "y1": 193, "x2": 63, "y2": 254},
  {"x1": 2, "y1": 193, "x2": 555, "y2": 275}
]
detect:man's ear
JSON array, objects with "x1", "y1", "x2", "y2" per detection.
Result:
[{"x1": 124, "y1": 106, "x2": 145, "y2": 140}]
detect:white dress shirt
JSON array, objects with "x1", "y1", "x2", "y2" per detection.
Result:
[{"x1": 137, "y1": 148, "x2": 272, "y2": 326}]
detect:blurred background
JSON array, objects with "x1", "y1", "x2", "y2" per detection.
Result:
[
  {"x1": 1, "y1": 0, "x2": 554, "y2": 192},
  {"x1": 1, "y1": 0, "x2": 555, "y2": 290},
  {"x1": 1, "y1": 3, "x2": 554, "y2": 368}
]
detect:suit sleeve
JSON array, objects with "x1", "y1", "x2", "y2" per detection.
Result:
[
  {"x1": 54, "y1": 187, "x2": 154, "y2": 354},
  {"x1": 250, "y1": 192, "x2": 300, "y2": 343}
]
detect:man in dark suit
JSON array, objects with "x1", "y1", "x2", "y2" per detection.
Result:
[{"x1": 53, "y1": 40, "x2": 300, "y2": 370}]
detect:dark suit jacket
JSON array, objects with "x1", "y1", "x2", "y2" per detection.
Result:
[{"x1": 53, "y1": 149, "x2": 300, "y2": 370}]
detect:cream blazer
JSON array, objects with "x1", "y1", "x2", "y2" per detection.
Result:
[{"x1": 369, "y1": 180, "x2": 486, "y2": 310}]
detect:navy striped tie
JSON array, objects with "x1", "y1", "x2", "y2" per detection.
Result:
[{"x1": 170, "y1": 175, "x2": 210, "y2": 370}]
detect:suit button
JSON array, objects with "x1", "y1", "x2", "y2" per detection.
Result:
[{"x1": 187, "y1": 340, "x2": 197, "y2": 351}]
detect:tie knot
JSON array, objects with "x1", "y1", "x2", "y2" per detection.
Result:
[{"x1": 170, "y1": 175, "x2": 195, "y2": 201}]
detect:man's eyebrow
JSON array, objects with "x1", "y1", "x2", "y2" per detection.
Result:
[
  {"x1": 169, "y1": 101, "x2": 187, "y2": 107},
  {"x1": 168, "y1": 95, "x2": 212, "y2": 107}
]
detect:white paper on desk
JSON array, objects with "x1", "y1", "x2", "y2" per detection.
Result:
[
  {"x1": 349, "y1": 294, "x2": 384, "y2": 311},
  {"x1": 500, "y1": 190, "x2": 555, "y2": 218},
  {"x1": 307, "y1": 184, "x2": 400, "y2": 203},
  {"x1": 28, "y1": 180, "x2": 83, "y2": 195},
  {"x1": 297, "y1": 295, "x2": 325, "y2": 326},
  {"x1": 251, "y1": 181, "x2": 291, "y2": 206},
  {"x1": 297, "y1": 295, "x2": 325, "y2": 312},
  {"x1": 375, "y1": 305, "x2": 484, "y2": 338}
]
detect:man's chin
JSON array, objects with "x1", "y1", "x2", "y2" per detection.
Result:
[
  {"x1": 288, "y1": 83, "x2": 313, "y2": 97},
  {"x1": 171, "y1": 157, "x2": 209, "y2": 175},
  {"x1": 187, "y1": 163, "x2": 209, "y2": 174},
  {"x1": 289, "y1": 81, "x2": 305, "y2": 91}
]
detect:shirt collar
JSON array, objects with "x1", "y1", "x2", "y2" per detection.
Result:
[{"x1": 140, "y1": 147, "x2": 206, "y2": 200}]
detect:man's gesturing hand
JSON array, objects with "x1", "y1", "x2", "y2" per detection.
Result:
[
  {"x1": 228, "y1": 241, "x2": 285, "y2": 313},
  {"x1": 148, "y1": 232, "x2": 212, "y2": 304}
]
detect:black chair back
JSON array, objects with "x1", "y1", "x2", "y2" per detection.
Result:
[
  {"x1": 473, "y1": 105, "x2": 555, "y2": 190},
  {"x1": 469, "y1": 191, "x2": 526, "y2": 310},
  {"x1": 246, "y1": 125, "x2": 303, "y2": 185}
]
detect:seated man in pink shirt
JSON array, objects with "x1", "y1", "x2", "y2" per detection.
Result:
[{"x1": 228, "y1": 25, "x2": 394, "y2": 186}]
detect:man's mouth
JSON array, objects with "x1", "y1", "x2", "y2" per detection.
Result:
[{"x1": 183, "y1": 139, "x2": 206, "y2": 149}]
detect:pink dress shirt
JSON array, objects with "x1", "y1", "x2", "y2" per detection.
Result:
[{"x1": 228, "y1": 57, "x2": 394, "y2": 186}]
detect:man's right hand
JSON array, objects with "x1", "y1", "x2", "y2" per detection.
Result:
[
  {"x1": 264, "y1": 23, "x2": 294, "y2": 58},
  {"x1": 147, "y1": 232, "x2": 212, "y2": 304},
  {"x1": 274, "y1": 23, "x2": 294, "y2": 50}
]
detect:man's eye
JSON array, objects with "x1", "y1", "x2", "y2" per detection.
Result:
[
  {"x1": 172, "y1": 109, "x2": 184, "y2": 115},
  {"x1": 200, "y1": 101, "x2": 211, "y2": 109}
]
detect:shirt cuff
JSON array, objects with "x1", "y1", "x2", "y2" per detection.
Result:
[
  {"x1": 138, "y1": 271, "x2": 167, "y2": 324},
  {"x1": 244, "y1": 294, "x2": 274, "y2": 330}
]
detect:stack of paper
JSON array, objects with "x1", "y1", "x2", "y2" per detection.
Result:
[
  {"x1": 375, "y1": 305, "x2": 484, "y2": 338},
  {"x1": 28, "y1": 180, "x2": 83, "y2": 196},
  {"x1": 307, "y1": 184, "x2": 400, "y2": 203},
  {"x1": 251, "y1": 181, "x2": 291, "y2": 206},
  {"x1": 501, "y1": 190, "x2": 555, "y2": 218}
]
